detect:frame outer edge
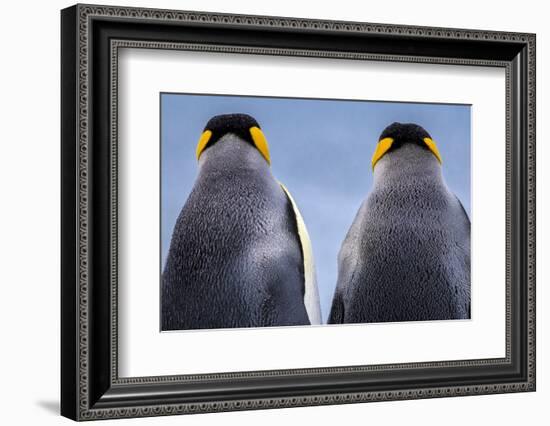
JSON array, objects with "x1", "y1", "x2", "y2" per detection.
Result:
[
  {"x1": 527, "y1": 33, "x2": 535, "y2": 390},
  {"x1": 61, "y1": 4, "x2": 80, "y2": 422},
  {"x1": 67, "y1": 4, "x2": 536, "y2": 420},
  {"x1": 77, "y1": 2, "x2": 90, "y2": 420}
]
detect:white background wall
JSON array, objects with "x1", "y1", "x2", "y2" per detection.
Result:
[{"x1": 0, "y1": 0, "x2": 546, "y2": 424}]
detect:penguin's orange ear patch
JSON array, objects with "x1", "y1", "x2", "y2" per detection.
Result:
[
  {"x1": 196, "y1": 130, "x2": 212, "y2": 160},
  {"x1": 250, "y1": 126, "x2": 271, "y2": 165},
  {"x1": 423, "y1": 137, "x2": 443, "y2": 164},
  {"x1": 371, "y1": 137, "x2": 394, "y2": 170}
]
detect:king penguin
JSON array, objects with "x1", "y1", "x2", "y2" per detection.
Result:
[
  {"x1": 328, "y1": 122, "x2": 470, "y2": 324},
  {"x1": 162, "y1": 113, "x2": 321, "y2": 330}
]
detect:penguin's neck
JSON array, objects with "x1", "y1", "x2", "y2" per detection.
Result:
[
  {"x1": 198, "y1": 133, "x2": 271, "y2": 177},
  {"x1": 373, "y1": 144, "x2": 442, "y2": 187}
]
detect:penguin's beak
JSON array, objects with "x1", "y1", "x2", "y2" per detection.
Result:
[
  {"x1": 423, "y1": 137, "x2": 443, "y2": 164},
  {"x1": 249, "y1": 126, "x2": 271, "y2": 164},
  {"x1": 196, "y1": 130, "x2": 213, "y2": 160},
  {"x1": 371, "y1": 137, "x2": 394, "y2": 170}
]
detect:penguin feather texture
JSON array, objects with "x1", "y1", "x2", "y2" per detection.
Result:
[
  {"x1": 329, "y1": 143, "x2": 471, "y2": 324},
  {"x1": 162, "y1": 132, "x2": 314, "y2": 330}
]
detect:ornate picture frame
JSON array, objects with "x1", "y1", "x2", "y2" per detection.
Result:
[{"x1": 61, "y1": 4, "x2": 535, "y2": 421}]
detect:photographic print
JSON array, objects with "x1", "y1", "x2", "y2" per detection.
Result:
[
  {"x1": 160, "y1": 94, "x2": 471, "y2": 331},
  {"x1": 61, "y1": 6, "x2": 535, "y2": 419}
]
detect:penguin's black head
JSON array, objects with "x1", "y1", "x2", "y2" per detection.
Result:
[
  {"x1": 371, "y1": 122, "x2": 442, "y2": 170},
  {"x1": 196, "y1": 113, "x2": 270, "y2": 164}
]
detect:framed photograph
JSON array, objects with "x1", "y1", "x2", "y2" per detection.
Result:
[{"x1": 61, "y1": 4, "x2": 536, "y2": 421}]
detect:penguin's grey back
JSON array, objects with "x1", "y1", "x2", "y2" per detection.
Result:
[
  {"x1": 162, "y1": 134, "x2": 310, "y2": 330},
  {"x1": 331, "y1": 144, "x2": 470, "y2": 323}
]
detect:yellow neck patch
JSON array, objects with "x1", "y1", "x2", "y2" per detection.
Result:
[
  {"x1": 196, "y1": 130, "x2": 212, "y2": 160},
  {"x1": 371, "y1": 136, "x2": 443, "y2": 170},
  {"x1": 196, "y1": 127, "x2": 271, "y2": 164},
  {"x1": 250, "y1": 126, "x2": 271, "y2": 165},
  {"x1": 371, "y1": 137, "x2": 394, "y2": 170},
  {"x1": 423, "y1": 137, "x2": 443, "y2": 164}
]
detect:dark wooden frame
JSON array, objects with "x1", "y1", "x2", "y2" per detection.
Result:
[{"x1": 61, "y1": 3, "x2": 536, "y2": 421}]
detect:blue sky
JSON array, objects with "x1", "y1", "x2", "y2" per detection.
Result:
[{"x1": 161, "y1": 93, "x2": 471, "y2": 323}]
